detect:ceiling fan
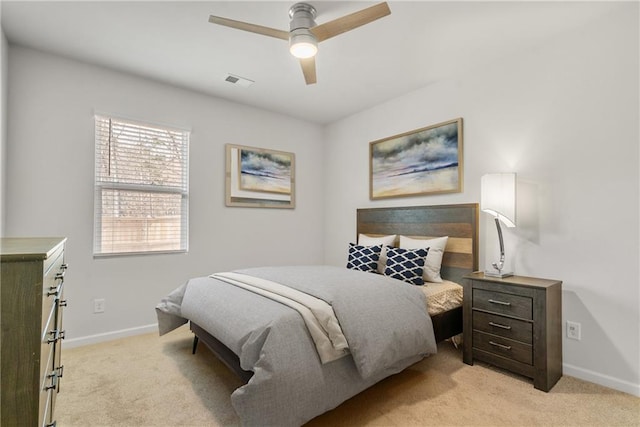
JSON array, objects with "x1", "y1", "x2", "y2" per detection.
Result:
[{"x1": 208, "y1": 2, "x2": 391, "y2": 85}]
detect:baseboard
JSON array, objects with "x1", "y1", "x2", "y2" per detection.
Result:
[
  {"x1": 564, "y1": 363, "x2": 640, "y2": 397},
  {"x1": 62, "y1": 323, "x2": 159, "y2": 349}
]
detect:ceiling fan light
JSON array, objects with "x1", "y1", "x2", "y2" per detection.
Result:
[{"x1": 289, "y1": 30, "x2": 317, "y2": 59}]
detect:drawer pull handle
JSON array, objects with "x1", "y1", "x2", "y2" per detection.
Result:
[
  {"x1": 55, "y1": 271, "x2": 65, "y2": 280},
  {"x1": 46, "y1": 422, "x2": 57, "y2": 427},
  {"x1": 56, "y1": 365, "x2": 65, "y2": 378},
  {"x1": 489, "y1": 321, "x2": 512, "y2": 330},
  {"x1": 47, "y1": 330, "x2": 58, "y2": 344},
  {"x1": 60, "y1": 299, "x2": 68, "y2": 307},
  {"x1": 61, "y1": 263, "x2": 68, "y2": 270},
  {"x1": 488, "y1": 299, "x2": 511, "y2": 306},
  {"x1": 489, "y1": 341, "x2": 512, "y2": 350},
  {"x1": 47, "y1": 283, "x2": 62, "y2": 297},
  {"x1": 44, "y1": 372, "x2": 58, "y2": 390},
  {"x1": 47, "y1": 329, "x2": 65, "y2": 343}
]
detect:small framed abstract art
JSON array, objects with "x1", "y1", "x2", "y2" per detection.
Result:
[
  {"x1": 225, "y1": 144, "x2": 295, "y2": 208},
  {"x1": 369, "y1": 118, "x2": 463, "y2": 200}
]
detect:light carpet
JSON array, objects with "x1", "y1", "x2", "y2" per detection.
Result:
[{"x1": 56, "y1": 326, "x2": 639, "y2": 426}]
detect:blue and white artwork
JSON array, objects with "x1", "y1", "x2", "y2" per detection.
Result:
[
  {"x1": 240, "y1": 148, "x2": 292, "y2": 195},
  {"x1": 370, "y1": 119, "x2": 462, "y2": 199},
  {"x1": 226, "y1": 145, "x2": 295, "y2": 208}
]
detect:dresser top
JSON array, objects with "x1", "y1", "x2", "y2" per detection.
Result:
[{"x1": 0, "y1": 237, "x2": 66, "y2": 261}]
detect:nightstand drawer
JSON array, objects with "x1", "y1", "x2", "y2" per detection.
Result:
[
  {"x1": 472, "y1": 311, "x2": 533, "y2": 344},
  {"x1": 473, "y1": 288, "x2": 532, "y2": 320},
  {"x1": 473, "y1": 331, "x2": 532, "y2": 365}
]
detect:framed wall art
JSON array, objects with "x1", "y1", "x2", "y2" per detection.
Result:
[
  {"x1": 226, "y1": 144, "x2": 295, "y2": 208},
  {"x1": 369, "y1": 118, "x2": 463, "y2": 200}
]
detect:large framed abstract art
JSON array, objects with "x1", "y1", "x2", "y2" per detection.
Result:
[
  {"x1": 369, "y1": 118, "x2": 463, "y2": 200},
  {"x1": 225, "y1": 144, "x2": 295, "y2": 208}
]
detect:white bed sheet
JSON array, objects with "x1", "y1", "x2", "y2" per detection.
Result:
[{"x1": 421, "y1": 280, "x2": 463, "y2": 316}]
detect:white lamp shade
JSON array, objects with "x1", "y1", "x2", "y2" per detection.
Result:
[{"x1": 481, "y1": 173, "x2": 516, "y2": 227}]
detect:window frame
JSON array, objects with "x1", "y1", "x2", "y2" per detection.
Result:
[{"x1": 93, "y1": 115, "x2": 190, "y2": 257}]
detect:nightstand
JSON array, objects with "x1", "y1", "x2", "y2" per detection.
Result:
[{"x1": 462, "y1": 272, "x2": 562, "y2": 392}]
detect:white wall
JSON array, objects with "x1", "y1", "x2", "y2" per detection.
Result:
[
  {"x1": 324, "y1": 5, "x2": 639, "y2": 395},
  {"x1": 1, "y1": 28, "x2": 7, "y2": 235},
  {"x1": 5, "y1": 2, "x2": 638, "y2": 397},
  {"x1": 5, "y1": 46, "x2": 325, "y2": 343}
]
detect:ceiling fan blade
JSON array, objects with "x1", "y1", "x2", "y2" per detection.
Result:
[
  {"x1": 310, "y1": 2, "x2": 391, "y2": 42},
  {"x1": 208, "y1": 15, "x2": 289, "y2": 40},
  {"x1": 300, "y1": 57, "x2": 317, "y2": 85}
]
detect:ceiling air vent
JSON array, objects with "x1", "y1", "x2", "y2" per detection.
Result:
[{"x1": 223, "y1": 73, "x2": 254, "y2": 88}]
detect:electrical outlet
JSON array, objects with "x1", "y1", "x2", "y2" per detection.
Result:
[
  {"x1": 567, "y1": 321, "x2": 581, "y2": 340},
  {"x1": 93, "y1": 298, "x2": 106, "y2": 314}
]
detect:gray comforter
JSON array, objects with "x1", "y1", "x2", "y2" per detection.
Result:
[{"x1": 156, "y1": 265, "x2": 437, "y2": 426}]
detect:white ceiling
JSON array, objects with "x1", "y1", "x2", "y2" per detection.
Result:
[{"x1": 0, "y1": 1, "x2": 622, "y2": 124}]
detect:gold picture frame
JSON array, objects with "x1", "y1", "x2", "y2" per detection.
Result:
[
  {"x1": 369, "y1": 118, "x2": 463, "y2": 200},
  {"x1": 225, "y1": 144, "x2": 295, "y2": 208}
]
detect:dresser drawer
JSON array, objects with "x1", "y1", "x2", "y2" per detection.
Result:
[
  {"x1": 40, "y1": 306, "x2": 56, "y2": 387},
  {"x1": 38, "y1": 387, "x2": 50, "y2": 427},
  {"x1": 41, "y1": 250, "x2": 65, "y2": 331},
  {"x1": 39, "y1": 379, "x2": 55, "y2": 427},
  {"x1": 39, "y1": 339, "x2": 56, "y2": 427},
  {"x1": 472, "y1": 311, "x2": 533, "y2": 344},
  {"x1": 41, "y1": 290, "x2": 57, "y2": 332},
  {"x1": 43, "y1": 244, "x2": 64, "y2": 278},
  {"x1": 473, "y1": 288, "x2": 532, "y2": 320},
  {"x1": 473, "y1": 330, "x2": 533, "y2": 365}
]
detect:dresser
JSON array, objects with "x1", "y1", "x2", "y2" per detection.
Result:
[
  {"x1": 462, "y1": 272, "x2": 562, "y2": 392},
  {"x1": 1, "y1": 237, "x2": 67, "y2": 427}
]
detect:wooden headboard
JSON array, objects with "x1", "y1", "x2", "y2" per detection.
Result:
[{"x1": 356, "y1": 203, "x2": 479, "y2": 284}]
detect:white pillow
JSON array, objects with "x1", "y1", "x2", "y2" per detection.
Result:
[
  {"x1": 399, "y1": 235, "x2": 448, "y2": 283},
  {"x1": 358, "y1": 234, "x2": 397, "y2": 274}
]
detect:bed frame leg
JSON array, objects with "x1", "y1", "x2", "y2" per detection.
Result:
[{"x1": 192, "y1": 335, "x2": 199, "y2": 354}]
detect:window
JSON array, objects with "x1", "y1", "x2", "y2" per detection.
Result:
[{"x1": 94, "y1": 115, "x2": 189, "y2": 256}]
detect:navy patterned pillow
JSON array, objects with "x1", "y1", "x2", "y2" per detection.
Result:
[
  {"x1": 346, "y1": 243, "x2": 382, "y2": 273},
  {"x1": 384, "y1": 246, "x2": 429, "y2": 285}
]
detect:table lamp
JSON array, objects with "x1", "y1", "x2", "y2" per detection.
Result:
[{"x1": 481, "y1": 173, "x2": 516, "y2": 278}]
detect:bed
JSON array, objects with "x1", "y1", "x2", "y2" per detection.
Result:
[
  {"x1": 356, "y1": 203, "x2": 478, "y2": 343},
  {"x1": 156, "y1": 203, "x2": 478, "y2": 426}
]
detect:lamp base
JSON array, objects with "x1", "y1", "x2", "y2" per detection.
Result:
[{"x1": 484, "y1": 270, "x2": 514, "y2": 278}]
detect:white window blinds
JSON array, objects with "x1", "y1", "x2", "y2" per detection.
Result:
[{"x1": 94, "y1": 115, "x2": 189, "y2": 256}]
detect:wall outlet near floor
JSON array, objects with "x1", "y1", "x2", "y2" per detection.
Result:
[
  {"x1": 566, "y1": 321, "x2": 581, "y2": 340},
  {"x1": 93, "y1": 298, "x2": 106, "y2": 314}
]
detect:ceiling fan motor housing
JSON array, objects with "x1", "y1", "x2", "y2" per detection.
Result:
[
  {"x1": 288, "y1": 2, "x2": 318, "y2": 58},
  {"x1": 289, "y1": 3, "x2": 317, "y2": 32}
]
